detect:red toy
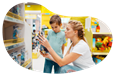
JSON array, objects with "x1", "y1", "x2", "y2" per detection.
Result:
[{"x1": 108, "y1": 42, "x2": 115, "y2": 47}]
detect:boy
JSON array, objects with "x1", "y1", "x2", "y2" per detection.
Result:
[{"x1": 43, "y1": 15, "x2": 66, "y2": 73}]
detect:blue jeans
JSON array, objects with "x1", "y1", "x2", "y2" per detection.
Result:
[
  {"x1": 59, "y1": 65, "x2": 83, "y2": 73},
  {"x1": 44, "y1": 59, "x2": 61, "y2": 74}
]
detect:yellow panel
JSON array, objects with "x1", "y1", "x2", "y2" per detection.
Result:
[
  {"x1": 85, "y1": 29, "x2": 93, "y2": 51},
  {"x1": 25, "y1": 5, "x2": 42, "y2": 11},
  {"x1": 41, "y1": 14, "x2": 54, "y2": 29}
]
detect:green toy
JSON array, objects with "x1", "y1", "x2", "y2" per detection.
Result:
[{"x1": 95, "y1": 42, "x2": 103, "y2": 50}]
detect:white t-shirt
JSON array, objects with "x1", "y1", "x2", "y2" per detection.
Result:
[{"x1": 69, "y1": 40, "x2": 95, "y2": 69}]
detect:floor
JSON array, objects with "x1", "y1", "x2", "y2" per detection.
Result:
[{"x1": 32, "y1": 39, "x2": 72, "y2": 73}]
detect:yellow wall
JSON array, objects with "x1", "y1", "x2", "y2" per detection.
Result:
[
  {"x1": 25, "y1": 5, "x2": 42, "y2": 11},
  {"x1": 25, "y1": 5, "x2": 115, "y2": 28},
  {"x1": 42, "y1": 14, "x2": 54, "y2": 29}
]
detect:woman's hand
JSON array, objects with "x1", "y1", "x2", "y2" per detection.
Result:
[
  {"x1": 40, "y1": 51, "x2": 50, "y2": 59},
  {"x1": 37, "y1": 35, "x2": 51, "y2": 49}
]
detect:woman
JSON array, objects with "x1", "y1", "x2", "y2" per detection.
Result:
[{"x1": 38, "y1": 20, "x2": 95, "y2": 73}]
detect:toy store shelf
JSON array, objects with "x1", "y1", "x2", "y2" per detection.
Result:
[
  {"x1": 3, "y1": 38, "x2": 24, "y2": 48},
  {"x1": 92, "y1": 32, "x2": 112, "y2": 35},
  {"x1": 21, "y1": 58, "x2": 32, "y2": 72},
  {"x1": 0, "y1": 15, "x2": 24, "y2": 24},
  {"x1": 92, "y1": 52, "x2": 109, "y2": 55},
  {"x1": 100, "y1": 58, "x2": 115, "y2": 61}
]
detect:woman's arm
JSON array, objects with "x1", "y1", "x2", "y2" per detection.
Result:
[
  {"x1": 40, "y1": 51, "x2": 56, "y2": 62},
  {"x1": 38, "y1": 35, "x2": 81, "y2": 67},
  {"x1": 47, "y1": 46, "x2": 81, "y2": 67}
]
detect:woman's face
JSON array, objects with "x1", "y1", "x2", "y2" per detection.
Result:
[{"x1": 65, "y1": 24, "x2": 75, "y2": 38}]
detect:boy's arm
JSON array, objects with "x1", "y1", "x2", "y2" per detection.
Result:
[{"x1": 62, "y1": 35, "x2": 66, "y2": 55}]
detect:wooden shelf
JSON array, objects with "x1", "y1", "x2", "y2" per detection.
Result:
[
  {"x1": 92, "y1": 52, "x2": 109, "y2": 55},
  {"x1": 101, "y1": 58, "x2": 115, "y2": 61},
  {"x1": 22, "y1": 58, "x2": 32, "y2": 69},
  {"x1": 93, "y1": 32, "x2": 112, "y2": 35},
  {"x1": 4, "y1": 16, "x2": 24, "y2": 25}
]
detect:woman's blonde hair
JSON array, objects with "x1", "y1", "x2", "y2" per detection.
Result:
[
  {"x1": 68, "y1": 20, "x2": 87, "y2": 43},
  {"x1": 68, "y1": 20, "x2": 91, "y2": 53}
]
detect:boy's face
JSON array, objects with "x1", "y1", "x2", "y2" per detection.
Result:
[{"x1": 51, "y1": 23, "x2": 61, "y2": 33}]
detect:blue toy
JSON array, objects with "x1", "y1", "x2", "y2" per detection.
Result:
[
  {"x1": 13, "y1": 25, "x2": 19, "y2": 43},
  {"x1": 94, "y1": 21, "x2": 97, "y2": 24}
]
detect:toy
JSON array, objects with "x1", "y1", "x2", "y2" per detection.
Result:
[
  {"x1": 95, "y1": 42, "x2": 103, "y2": 50},
  {"x1": 95, "y1": 37, "x2": 105, "y2": 51},
  {"x1": 96, "y1": 24, "x2": 100, "y2": 32},
  {"x1": 108, "y1": 42, "x2": 115, "y2": 47},
  {"x1": 93, "y1": 38, "x2": 96, "y2": 48},
  {"x1": 96, "y1": 38, "x2": 102, "y2": 42},
  {"x1": 36, "y1": 35, "x2": 49, "y2": 54},
  {"x1": 95, "y1": 36, "x2": 112, "y2": 52},
  {"x1": 91, "y1": 18, "x2": 100, "y2": 32},
  {"x1": 13, "y1": 25, "x2": 19, "y2": 43},
  {"x1": 103, "y1": 37, "x2": 109, "y2": 48},
  {"x1": 40, "y1": 45, "x2": 48, "y2": 54}
]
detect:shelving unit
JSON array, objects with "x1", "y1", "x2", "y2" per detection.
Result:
[
  {"x1": 3, "y1": 3, "x2": 32, "y2": 70},
  {"x1": 85, "y1": 16, "x2": 115, "y2": 60}
]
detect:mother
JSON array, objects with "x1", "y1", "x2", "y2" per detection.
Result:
[{"x1": 38, "y1": 20, "x2": 95, "y2": 73}]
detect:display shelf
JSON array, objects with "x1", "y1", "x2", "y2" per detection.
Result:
[
  {"x1": 93, "y1": 32, "x2": 112, "y2": 35},
  {"x1": 5, "y1": 42, "x2": 24, "y2": 51},
  {"x1": 4, "y1": 42, "x2": 25, "y2": 57},
  {"x1": 85, "y1": 16, "x2": 115, "y2": 55},
  {"x1": 21, "y1": 58, "x2": 32, "y2": 72},
  {"x1": 3, "y1": 3, "x2": 32, "y2": 70},
  {"x1": 100, "y1": 58, "x2": 115, "y2": 61},
  {"x1": 92, "y1": 52, "x2": 109, "y2": 55},
  {"x1": 0, "y1": 16, "x2": 24, "y2": 24}
]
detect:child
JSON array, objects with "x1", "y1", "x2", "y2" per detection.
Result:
[{"x1": 43, "y1": 15, "x2": 66, "y2": 73}]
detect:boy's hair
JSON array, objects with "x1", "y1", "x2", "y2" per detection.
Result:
[{"x1": 49, "y1": 15, "x2": 61, "y2": 25}]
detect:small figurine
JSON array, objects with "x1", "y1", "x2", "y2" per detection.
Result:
[
  {"x1": 13, "y1": 25, "x2": 19, "y2": 43},
  {"x1": 96, "y1": 24, "x2": 100, "y2": 32}
]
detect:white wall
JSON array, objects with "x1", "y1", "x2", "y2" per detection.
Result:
[{"x1": 98, "y1": 19, "x2": 115, "y2": 33}]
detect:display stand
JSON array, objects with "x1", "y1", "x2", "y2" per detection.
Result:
[
  {"x1": 3, "y1": 3, "x2": 32, "y2": 69},
  {"x1": 85, "y1": 17, "x2": 115, "y2": 60}
]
